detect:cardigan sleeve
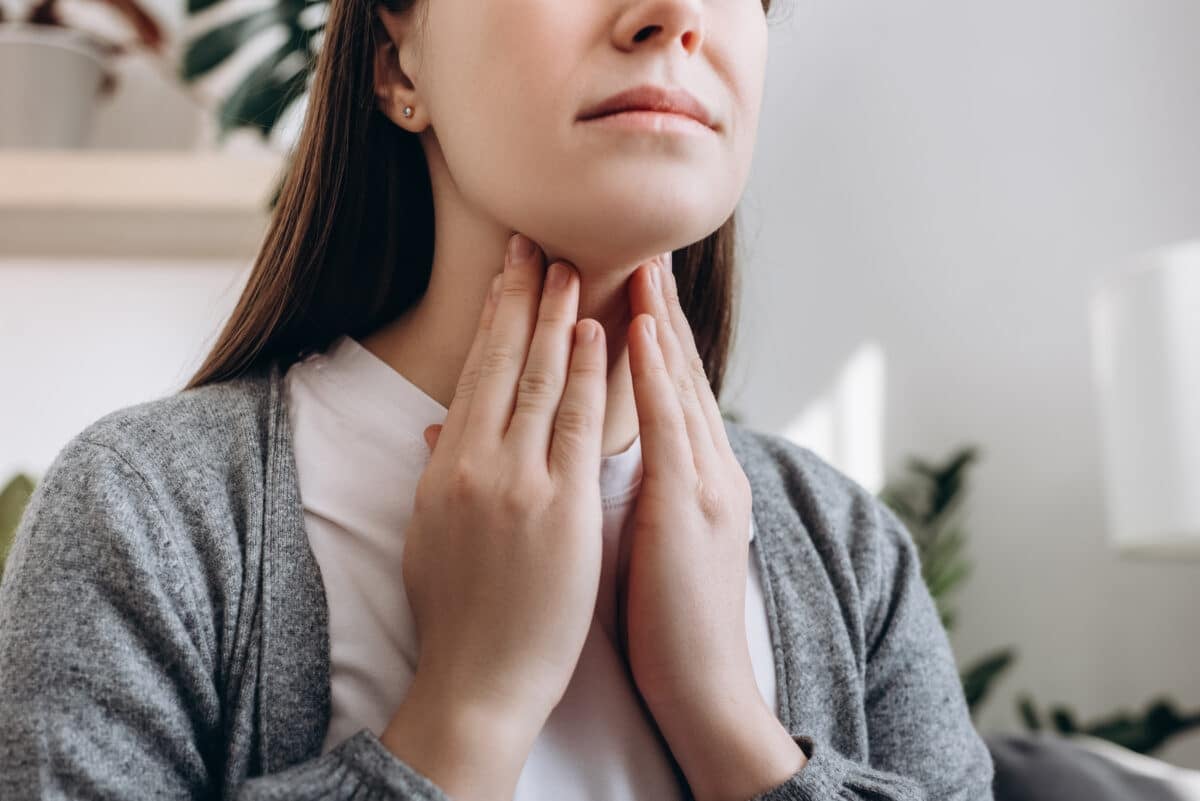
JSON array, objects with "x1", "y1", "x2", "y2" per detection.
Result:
[
  {"x1": 748, "y1": 501, "x2": 995, "y2": 801},
  {"x1": 0, "y1": 436, "x2": 452, "y2": 801}
]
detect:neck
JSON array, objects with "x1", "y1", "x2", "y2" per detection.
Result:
[{"x1": 359, "y1": 201, "x2": 643, "y2": 458}]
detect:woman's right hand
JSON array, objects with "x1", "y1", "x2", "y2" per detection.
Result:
[{"x1": 388, "y1": 233, "x2": 607, "y2": 749}]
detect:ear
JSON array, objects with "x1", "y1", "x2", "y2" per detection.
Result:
[{"x1": 373, "y1": 5, "x2": 425, "y2": 130}]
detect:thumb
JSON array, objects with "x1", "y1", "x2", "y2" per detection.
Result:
[{"x1": 423, "y1": 424, "x2": 443, "y2": 451}]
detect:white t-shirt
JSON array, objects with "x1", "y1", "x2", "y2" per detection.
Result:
[{"x1": 284, "y1": 334, "x2": 778, "y2": 799}]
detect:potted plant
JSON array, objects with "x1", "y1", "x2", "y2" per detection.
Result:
[
  {"x1": 879, "y1": 446, "x2": 1200, "y2": 756},
  {"x1": 0, "y1": 0, "x2": 164, "y2": 147}
]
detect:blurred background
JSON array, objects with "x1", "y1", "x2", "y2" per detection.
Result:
[{"x1": 2, "y1": 0, "x2": 1199, "y2": 795}]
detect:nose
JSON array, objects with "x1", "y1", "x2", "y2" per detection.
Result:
[{"x1": 613, "y1": 0, "x2": 705, "y2": 56}]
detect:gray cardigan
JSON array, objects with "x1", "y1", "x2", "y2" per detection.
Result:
[{"x1": 0, "y1": 360, "x2": 994, "y2": 800}]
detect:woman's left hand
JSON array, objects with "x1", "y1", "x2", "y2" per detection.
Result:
[{"x1": 619, "y1": 255, "x2": 806, "y2": 800}]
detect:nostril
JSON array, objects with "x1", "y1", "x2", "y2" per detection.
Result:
[{"x1": 633, "y1": 25, "x2": 659, "y2": 43}]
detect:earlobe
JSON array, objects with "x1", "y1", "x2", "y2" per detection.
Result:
[
  {"x1": 371, "y1": 38, "x2": 421, "y2": 129},
  {"x1": 371, "y1": 9, "x2": 422, "y2": 129}
]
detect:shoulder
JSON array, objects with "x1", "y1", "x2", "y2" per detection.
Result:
[
  {"x1": 20, "y1": 364, "x2": 278, "y2": 587},
  {"x1": 45, "y1": 365, "x2": 281, "y2": 535},
  {"x1": 69, "y1": 365, "x2": 275, "y2": 479},
  {"x1": 8, "y1": 365, "x2": 282, "y2": 651}
]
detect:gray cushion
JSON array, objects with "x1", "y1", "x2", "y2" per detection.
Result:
[{"x1": 986, "y1": 731, "x2": 1200, "y2": 801}]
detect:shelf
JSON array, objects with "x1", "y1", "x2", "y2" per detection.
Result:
[{"x1": 0, "y1": 150, "x2": 286, "y2": 260}]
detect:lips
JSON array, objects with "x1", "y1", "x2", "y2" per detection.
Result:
[{"x1": 578, "y1": 84, "x2": 716, "y2": 130}]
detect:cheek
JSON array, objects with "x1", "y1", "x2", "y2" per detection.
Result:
[
  {"x1": 720, "y1": 15, "x2": 769, "y2": 187},
  {"x1": 425, "y1": 0, "x2": 575, "y2": 208}
]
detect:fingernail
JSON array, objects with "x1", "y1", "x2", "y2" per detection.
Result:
[
  {"x1": 579, "y1": 320, "x2": 597, "y2": 343},
  {"x1": 508, "y1": 233, "x2": 534, "y2": 264},
  {"x1": 650, "y1": 263, "x2": 661, "y2": 293},
  {"x1": 643, "y1": 316, "x2": 657, "y2": 339},
  {"x1": 547, "y1": 261, "x2": 568, "y2": 290}
]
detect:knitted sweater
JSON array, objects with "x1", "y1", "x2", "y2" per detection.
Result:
[{"x1": 0, "y1": 361, "x2": 994, "y2": 800}]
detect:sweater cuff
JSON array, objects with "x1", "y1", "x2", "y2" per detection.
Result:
[
  {"x1": 751, "y1": 734, "x2": 926, "y2": 801},
  {"x1": 334, "y1": 728, "x2": 453, "y2": 800}
]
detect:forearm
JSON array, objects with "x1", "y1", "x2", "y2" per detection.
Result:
[
  {"x1": 653, "y1": 693, "x2": 808, "y2": 801},
  {"x1": 380, "y1": 672, "x2": 545, "y2": 801}
]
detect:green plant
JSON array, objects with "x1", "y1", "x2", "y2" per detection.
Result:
[
  {"x1": 1, "y1": 473, "x2": 36, "y2": 578},
  {"x1": 180, "y1": 0, "x2": 319, "y2": 142},
  {"x1": 878, "y1": 445, "x2": 1018, "y2": 716},
  {"x1": 878, "y1": 446, "x2": 1200, "y2": 755},
  {"x1": 1018, "y1": 695, "x2": 1200, "y2": 755}
]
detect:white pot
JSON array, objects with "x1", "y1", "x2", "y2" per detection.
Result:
[{"x1": 0, "y1": 23, "x2": 108, "y2": 148}]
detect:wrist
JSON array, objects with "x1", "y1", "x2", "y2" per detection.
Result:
[
  {"x1": 381, "y1": 672, "x2": 547, "y2": 800},
  {"x1": 652, "y1": 690, "x2": 807, "y2": 801}
]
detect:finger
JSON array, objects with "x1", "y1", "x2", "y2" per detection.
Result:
[
  {"x1": 631, "y1": 258, "x2": 718, "y2": 475},
  {"x1": 436, "y1": 272, "x2": 503, "y2": 457},
  {"x1": 627, "y1": 313, "x2": 692, "y2": 482},
  {"x1": 506, "y1": 260, "x2": 580, "y2": 461},
  {"x1": 423, "y1": 424, "x2": 442, "y2": 452},
  {"x1": 463, "y1": 233, "x2": 546, "y2": 444},
  {"x1": 656, "y1": 257, "x2": 732, "y2": 458},
  {"x1": 548, "y1": 319, "x2": 607, "y2": 483}
]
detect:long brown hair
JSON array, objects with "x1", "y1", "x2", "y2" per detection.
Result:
[{"x1": 185, "y1": 0, "x2": 774, "y2": 399}]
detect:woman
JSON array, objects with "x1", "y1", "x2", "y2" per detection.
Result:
[{"x1": 0, "y1": 0, "x2": 995, "y2": 798}]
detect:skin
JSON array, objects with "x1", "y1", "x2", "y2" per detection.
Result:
[
  {"x1": 368, "y1": 0, "x2": 807, "y2": 797},
  {"x1": 366, "y1": 0, "x2": 766, "y2": 456}
]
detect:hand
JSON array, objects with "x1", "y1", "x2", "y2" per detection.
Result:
[
  {"x1": 618, "y1": 255, "x2": 806, "y2": 799},
  {"x1": 618, "y1": 253, "x2": 757, "y2": 716},
  {"x1": 383, "y1": 234, "x2": 608, "y2": 797}
]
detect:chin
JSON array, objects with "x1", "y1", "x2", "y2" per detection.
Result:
[
  {"x1": 535, "y1": 217, "x2": 713, "y2": 274},
  {"x1": 530, "y1": 189, "x2": 732, "y2": 262}
]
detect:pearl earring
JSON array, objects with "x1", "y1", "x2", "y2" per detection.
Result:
[{"x1": 402, "y1": 106, "x2": 413, "y2": 118}]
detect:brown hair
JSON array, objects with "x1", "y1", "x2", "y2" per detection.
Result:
[{"x1": 184, "y1": 0, "x2": 774, "y2": 400}]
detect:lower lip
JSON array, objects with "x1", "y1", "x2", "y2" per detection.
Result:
[{"x1": 579, "y1": 110, "x2": 713, "y2": 135}]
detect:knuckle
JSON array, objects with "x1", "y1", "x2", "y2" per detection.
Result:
[
  {"x1": 570, "y1": 348, "x2": 604, "y2": 376},
  {"x1": 517, "y1": 366, "x2": 559, "y2": 404},
  {"x1": 555, "y1": 399, "x2": 594, "y2": 435},
  {"x1": 446, "y1": 460, "x2": 479, "y2": 499},
  {"x1": 500, "y1": 273, "x2": 533, "y2": 298},
  {"x1": 497, "y1": 475, "x2": 546, "y2": 516},
  {"x1": 695, "y1": 479, "x2": 727, "y2": 523},
  {"x1": 673, "y1": 372, "x2": 696, "y2": 402},
  {"x1": 537, "y1": 299, "x2": 573, "y2": 325},
  {"x1": 549, "y1": 441, "x2": 583, "y2": 475},
  {"x1": 497, "y1": 483, "x2": 527, "y2": 515},
  {"x1": 479, "y1": 343, "x2": 517, "y2": 378},
  {"x1": 454, "y1": 366, "x2": 479, "y2": 400},
  {"x1": 687, "y1": 354, "x2": 708, "y2": 381},
  {"x1": 539, "y1": 312, "x2": 571, "y2": 331},
  {"x1": 644, "y1": 359, "x2": 671, "y2": 380}
]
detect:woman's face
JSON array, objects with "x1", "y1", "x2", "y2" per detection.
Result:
[{"x1": 376, "y1": 0, "x2": 768, "y2": 268}]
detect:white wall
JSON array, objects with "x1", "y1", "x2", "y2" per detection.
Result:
[
  {"x1": 3, "y1": 0, "x2": 1200, "y2": 771},
  {"x1": 0, "y1": 261, "x2": 248, "y2": 477},
  {"x1": 728, "y1": 0, "x2": 1200, "y2": 768}
]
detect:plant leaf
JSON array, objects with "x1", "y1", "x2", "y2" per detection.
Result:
[
  {"x1": 182, "y1": 6, "x2": 293, "y2": 79},
  {"x1": 960, "y1": 647, "x2": 1016, "y2": 714},
  {"x1": 1, "y1": 474, "x2": 37, "y2": 577},
  {"x1": 218, "y1": 29, "x2": 311, "y2": 138}
]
